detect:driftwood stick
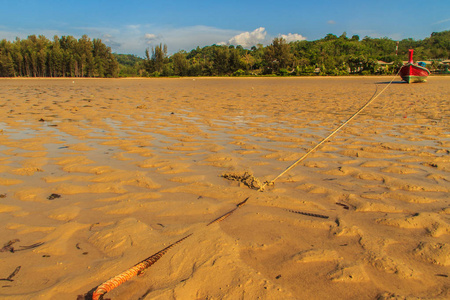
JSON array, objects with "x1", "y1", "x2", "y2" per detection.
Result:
[
  {"x1": 15, "y1": 242, "x2": 45, "y2": 251},
  {"x1": 0, "y1": 239, "x2": 20, "y2": 252},
  {"x1": 0, "y1": 266, "x2": 21, "y2": 282},
  {"x1": 335, "y1": 202, "x2": 350, "y2": 210}
]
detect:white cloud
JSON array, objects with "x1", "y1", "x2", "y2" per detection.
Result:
[
  {"x1": 126, "y1": 24, "x2": 141, "y2": 30},
  {"x1": 0, "y1": 29, "x2": 64, "y2": 41},
  {"x1": 152, "y1": 25, "x2": 240, "y2": 52},
  {"x1": 1, "y1": 24, "x2": 266, "y2": 55},
  {"x1": 143, "y1": 33, "x2": 158, "y2": 44},
  {"x1": 433, "y1": 18, "x2": 450, "y2": 25},
  {"x1": 102, "y1": 25, "x2": 242, "y2": 55},
  {"x1": 227, "y1": 27, "x2": 267, "y2": 48},
  {"x1": 102, "y1": 34, "x2": 122, "y2": 48},
  {"x1": 280, "y1": 33, "x2": 307, "y2": 42},
  {"x1": 73, "y1": 26, "x2": 120, "y2": 36},
  {"x1": 144, "y1": 33, "x2": 157, "y2": 39},
  {"x1": 0, "y1": 25, "x2": 296, "y2": 56}
]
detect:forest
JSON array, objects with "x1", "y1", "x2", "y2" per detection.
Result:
[
  {"x1": 1, "y1": 30, "x2": 449, "y2": 78},
  {"x1": 0, "y1": 35, "x2": 118, "y2": 77}
]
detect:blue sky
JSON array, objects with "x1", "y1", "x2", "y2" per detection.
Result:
[{"x1": 1, "y1": 0, "x2": 449, "y2": 56}]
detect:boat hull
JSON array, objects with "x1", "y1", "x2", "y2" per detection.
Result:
[{"x1": 399, "y1": 63, "x2": 430, "y2": 83}]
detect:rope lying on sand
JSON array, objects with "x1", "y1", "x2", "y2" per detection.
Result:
[
  {"x1": 92, "y1": 234, "x2": 192, "y2": 300},
  {"x1": 88, "y1": 75, "x2": 400, "y2": 299},
  {"x1": 286, "y1": 209, "x2": 329, "y2": 219},
  {"x1": 90, "y1": 198, "x2": 248, "y2": 300},
  {"x1": 207, "y1": 197, "x2": 249, "y2": 226},
  {"x1": 258, "y1": 73, "x2": 400, "y2": 191}
]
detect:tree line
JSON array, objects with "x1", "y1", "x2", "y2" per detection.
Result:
[
  {"x1": 121, "y1": 30, "x2": 450, "y2": 77},
  {"x1": 0, "y1": 35, "x2": 118, "y2": 77},
  {"x1": 1, "y1": 30, "x2": 449, "y2": 78}
]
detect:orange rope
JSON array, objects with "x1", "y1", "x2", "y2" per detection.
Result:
[
  {"x1": 91, "y1": 197, "x2": 248, "y2": 299},
  {"x1": 207, "y1": 197, "x2": 249, "y2": 226},
  {"x1": 92, "y1": 234, "x2": 192, "y2": 300}
]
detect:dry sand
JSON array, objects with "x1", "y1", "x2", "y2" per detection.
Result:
[{"x1": 0, "y1": 77, "x2": 449, "y2": 300}]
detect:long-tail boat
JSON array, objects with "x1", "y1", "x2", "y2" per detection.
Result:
[{"x1": 399, "y1": 49, "x2": 430, "y2": 83}]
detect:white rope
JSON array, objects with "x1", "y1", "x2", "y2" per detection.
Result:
[{"x1": 259, "y1": 73, "x2": 400, "y2": 191}]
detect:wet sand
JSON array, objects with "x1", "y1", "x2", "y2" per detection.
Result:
[{"x1": 0, "y1": 77, "x2": 449, "y2": 299}]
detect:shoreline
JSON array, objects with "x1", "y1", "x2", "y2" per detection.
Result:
[
  {"x1": 2, "y1": 75, "x2": 448, "y2": 80},
  {"x1": 1, "y1": 74, "x2": 449, "y2": 80}
]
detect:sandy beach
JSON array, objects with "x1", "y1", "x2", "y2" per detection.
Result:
[{"x1": 0, "y1": 77, "x2": 449, "y2": 299}]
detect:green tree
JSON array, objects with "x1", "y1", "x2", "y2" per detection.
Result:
[
  {"x1": 213, "y1": 46, "x2": 229, "y2": 75},
  {"x1": 228, "y1": 47, "x2": 243, "y2": 73},
  {"x1": 145, "y1": 43, "x2": 168, "y2": 75},
  {"x1": 172, "y1": 51, "x2": 189, "y2": 76},
  {"x1": 0, "y1": 50, "x2": 15, "y2": 76},
  {"x1": 264, "y1": 37, "x2": 293, "y2": 74}
]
